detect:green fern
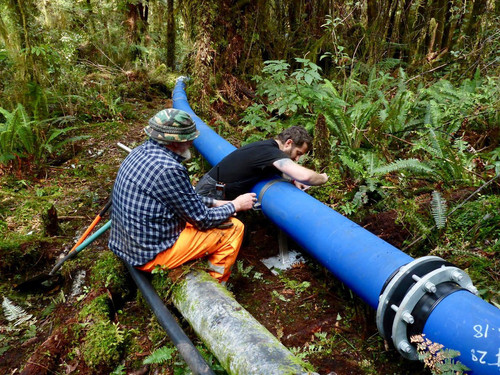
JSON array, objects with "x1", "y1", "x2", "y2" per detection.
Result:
[
  {"x1": 0, "y1": 104, "x2": 86, "y2": 166},
  {"x1": 372, "y1": 158, "x2": 433, "y2": 175},
  {"x1": 412, "y1": 128, "x2": 477, "y2": 184},
  {"x1": 339, "y1": 154, "x2": 365, "y2": 175},
  {"x1": 431, "y1": 191, "x2": 448, "y2": 229},
  {"x1": 2, "y1": 296, "x2": 33, "y2": 326},
  {"x1": 0, "y1": 104, "x2": 34, "y2": 163},
  {"x1": 143, "y1": 346, "x2": 176, "y2": 365}
]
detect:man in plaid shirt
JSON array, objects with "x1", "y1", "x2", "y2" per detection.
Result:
[{"x1": 109, "y1": 109, "x2": 256, "y2": 283}]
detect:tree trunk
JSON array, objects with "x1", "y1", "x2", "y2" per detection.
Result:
[
  {"x1": 166, "y1": 0, "x2": 175, "y2": 69},
  {"x1": 433, "y1": 0, "x2": 447, "y2": 51},
  {"x1": 385, "y1": 0, "x2": 400, "y2": 58},
  {"x1": 13, "y1": 0, "x2": 35, "y2": 82},
  {"x1": 396, "y1": 0, "x2": 414, "y2": 61},
  {"x1": 126, "y1": 1, "x2": 149, "y2": 59},
  {"x1": 127, "y1": 3, "x2": 140, "y2": 44},
  {"x1": 465, "y1": 0, "x2": 487, "y2": 38}
]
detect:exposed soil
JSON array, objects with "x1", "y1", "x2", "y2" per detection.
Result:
[
  {"x1": 0, "y1": 97, "x2": 429, "y2": 374},
  {"x1": 359, "y1": 210, "x2": 411, "y2": 249}
]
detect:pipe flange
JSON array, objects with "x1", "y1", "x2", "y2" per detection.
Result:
[
  {"x1": 391, "y1": 265, "x2": 476, "y2": 359},
  {"x1": 376, "y1": 256, "x2": 451, "y2": 341}
]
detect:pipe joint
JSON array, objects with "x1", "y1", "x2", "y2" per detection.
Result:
[{"x1": 376, "y1": 256, "x2": 476, "y2": 360}]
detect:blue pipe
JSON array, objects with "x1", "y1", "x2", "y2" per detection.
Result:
[{"x1": 173, "y1": 78, "x2": 500, "y2": 374}]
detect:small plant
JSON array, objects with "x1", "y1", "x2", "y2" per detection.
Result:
[
  {"x1": 143, "y1": 345, "x2": 176, "y2": 364},
  {"x1": 271, "y1": 290, "x2": 290, "y2": 303},
  {"x1": 2, "y1": 296, "x2": 34, "y2": 327},
  {"x1": 110, "y1": 365, "x2": 126, "y2": 375},
  {"x1": 290, "y1": 331, "x2": 338, "y2": 362},
  {"x1": 236, "y1": 260, "x2": 254, "y2": 278},
  {"x1": 410, "y1": 334, "x2": 469, "y2": 374},
  {"x1": 78, "y1": 293, "x2": 112, "y2": 322},
  {"x1": 143, "y1": 344, "x2": 228, "y2": 374},
  {"x1": 278, "y1": 274, "x2": 311, "y2": 297},
  {"x1": 430, "y1": 191, "x2": 448, "y2": 229}
]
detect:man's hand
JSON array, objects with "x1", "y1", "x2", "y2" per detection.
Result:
[
  {"x1": 231, "y1": 193, "x2": 257, "y2": 212},
  {"x1": 293, "y1": 180, "x2": 311, "y2": 191}
]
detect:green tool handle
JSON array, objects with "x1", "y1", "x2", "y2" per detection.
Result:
[{"x1": 49, "y1": 220, "x2": 112, "y2": 275}]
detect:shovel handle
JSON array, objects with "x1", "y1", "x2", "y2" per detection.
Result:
[
  {"x1": 49, "y1": 220, "x2": 112, "y2": 276},
  {"x1": 68, "y1": 200, "x2": 112, "y2": 253},
  {"x1": 49, "y1": 250, "x2": 79, "y2": 275}
]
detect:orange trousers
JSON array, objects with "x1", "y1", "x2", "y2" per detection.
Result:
[{"x1": 137, "y1": 217, "x2": 244, "y2": 283}]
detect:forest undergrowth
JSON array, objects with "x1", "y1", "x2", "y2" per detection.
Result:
[{"x1": 0, "y1": 66, "x2": 498, "y2": 374}]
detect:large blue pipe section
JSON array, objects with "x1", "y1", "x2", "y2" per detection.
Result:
[{"x1": 173, "y1": 79, "x2": 500, "y2": 374}]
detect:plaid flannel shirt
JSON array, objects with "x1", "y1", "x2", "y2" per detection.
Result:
[{"x1": 109, "y1": 139, "x2": 235, "y2": 266}]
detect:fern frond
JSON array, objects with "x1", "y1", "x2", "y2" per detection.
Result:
[
  {"x1": 323, "y1": 110, "x2": 350, "y2": 146},
  {"x1": 431, "y1": 191, "x2": 448, "y2": 229},
  {"x1": 361, "y1": 151, "x2": 381, "y2": 175},
  {"x1": 2, "y1": 297, "x2": 33, "y2": 326},
  {"x1": 427, "y1": 127, "x2": 445, "y2": 158},
  {"x1": 372, "y1": 158, "x2": 433, "y2": 175},
  {"x1": 339, "y1": 154, "x2": 364, "y2": 175},
  {"x1": 143, "y1": 346, "x2": 176, "y2": 365}
]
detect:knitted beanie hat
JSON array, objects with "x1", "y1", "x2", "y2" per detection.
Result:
[{"x1": 144, "y1": 109, "x2": 199, "y2": 143}]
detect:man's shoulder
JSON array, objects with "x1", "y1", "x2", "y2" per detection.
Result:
[
  {"x1": 238, "y1": 139, "x2": 277, "y2": 151},
  {"x1": 250, "y1": 139, "x2": 277, "y2": 147}
]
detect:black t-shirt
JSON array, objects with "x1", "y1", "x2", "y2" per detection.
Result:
[{"x1": 207, "y1": 139, "x2": 289, "y2": 199}]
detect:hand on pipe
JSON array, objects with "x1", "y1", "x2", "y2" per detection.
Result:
[
  {"x1": 231, "y1": 193, "x2": 257, "y2": 212},
  {"x1": 293, "y1": 180, "x2": 311, "y2": 191}
]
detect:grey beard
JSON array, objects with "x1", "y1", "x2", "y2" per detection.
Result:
[{"x1": 181, "y1": 149, "x2": 192, "y2": 161}]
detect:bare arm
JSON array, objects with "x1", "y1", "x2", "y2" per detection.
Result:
[{"x1": 273, "y1": 158, "x2": 328, "y2": 186}]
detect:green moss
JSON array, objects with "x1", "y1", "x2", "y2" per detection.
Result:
[
  {"x1": 78, "y1": 293, "x2": 112, "y2": 322},
  {"x1": 82, "y1": 321, "x2": 126, "y2": 368},
  {"x1": 90, "y1": 251, "x2": 129, "y2": 298},
  {"x1": 0, "y1": 236, "x2": 27, "y2": 271},
  {"x1": 151, "y1": 267, "x2": 174, "y2": 300},
  {"x1": 146, "y1": 317, "x2": 167, "y2": 345}
]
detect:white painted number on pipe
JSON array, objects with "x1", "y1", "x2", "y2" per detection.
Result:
[
  {"x1": 473, "y1": 324, "x2": 489, "y2": 338},
  {"x1": 470, "y1": 324, "x2": 500, "y2": 368},
  {"x1": 471, "y1": 349, "x2": 488, "y2": 364},
  {"x1": 470, "y1": 348, "x2": 500, "y2": 368}
]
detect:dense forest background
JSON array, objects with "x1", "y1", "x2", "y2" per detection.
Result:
[{"x1": 0, "y1": 0, "x2": 499, "y2": 374}]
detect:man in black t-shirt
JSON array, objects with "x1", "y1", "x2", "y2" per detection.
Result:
[{"x1": 195, "y1": 126, "x2": 328, "y2": 200}]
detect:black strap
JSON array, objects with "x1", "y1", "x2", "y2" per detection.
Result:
[{"x1": 258, "y1": 178, "x2": 289, "y2": 203}]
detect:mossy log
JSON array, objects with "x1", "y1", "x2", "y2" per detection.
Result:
[{"x1": 171, "y1": 270, "x2": 316, "y2": 375}]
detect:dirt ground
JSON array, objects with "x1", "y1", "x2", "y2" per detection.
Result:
[{"x1": 0, "y1": 97, "x2": 430, "y2": 374}]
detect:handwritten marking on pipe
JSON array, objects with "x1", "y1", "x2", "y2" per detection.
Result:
[
  {"x1": 470, "y1": 348, "x2": 500, "y2": 367},
  {"x1": 473, "y1": 324, "x2": 499, "y2": 339},
  {"x1": 470, "y1": 324, "x2": 500, "y2": 368}
]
